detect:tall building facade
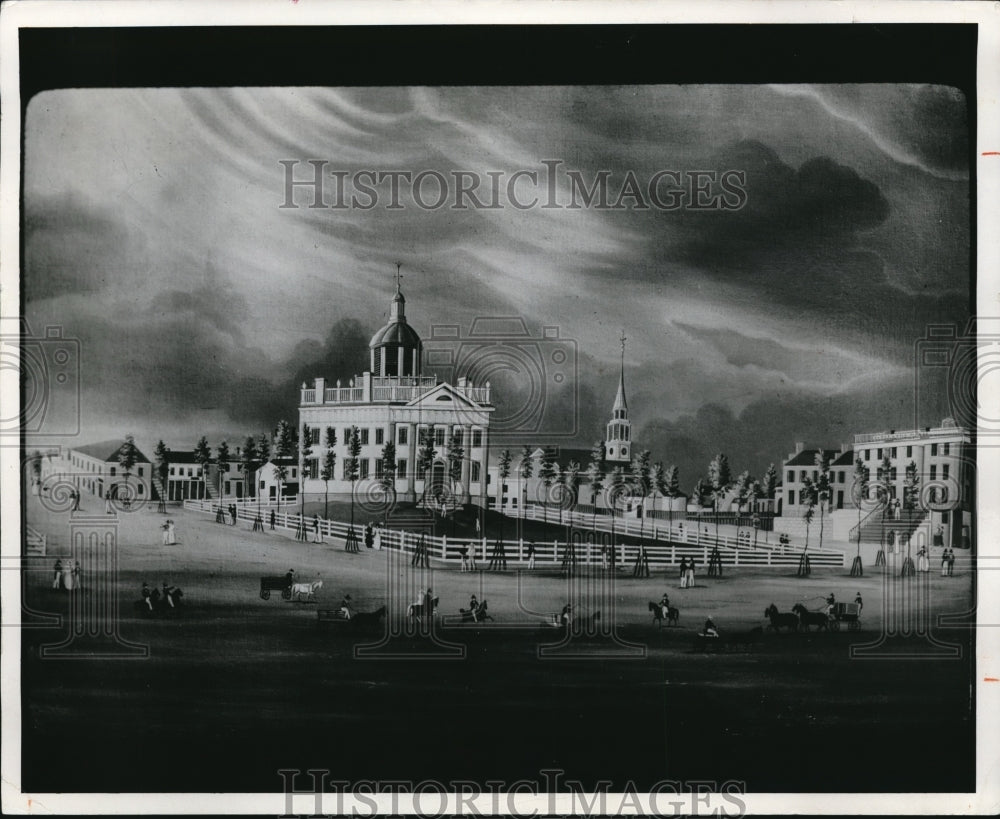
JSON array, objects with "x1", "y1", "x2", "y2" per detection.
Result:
[{"x1": 297, "y1": 280, "x2": 494, "y2": 508}]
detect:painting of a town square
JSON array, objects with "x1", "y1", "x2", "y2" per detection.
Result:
[{"x1": 6, "y1": 21, "x2": 986, "y2": 809}]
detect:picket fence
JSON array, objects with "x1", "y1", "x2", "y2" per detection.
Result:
[{"x1": 182, "y1": 500, "x2": 844, "y2": 568}]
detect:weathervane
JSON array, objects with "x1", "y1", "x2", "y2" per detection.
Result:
[
  {"x1": 620, "y1": 329, "x2": 627, "y2": 365},
  {"x1": 395, "y1": 262, "x2": 403, "y2": 292}
]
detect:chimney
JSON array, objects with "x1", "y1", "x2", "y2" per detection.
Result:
[
  {"x1": 794, "y1": 441, "x2": 804, "y2": 454},
  {"x1": 841, "y1": 442, "x2": 850, "y2": 453}
]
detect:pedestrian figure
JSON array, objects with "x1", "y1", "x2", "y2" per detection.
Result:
[
  {"x1": 104, "y1": 491, "x2": 112, "y2": 514},
  {"x1": 423, "y1": 587, "x2": 434, "y2": 620},
  {"x1": 527, "y1": 541, "x2": 536, "y2": 570},
  {"x1": 948, "y1": 547, "x2": 956, "y2": 576},
  {"x1": 364, "y1": 523, "x2": 374, "y2": 549},
  {"x1": 230, "y1": 504, "x2": 237, "y2": 525},
  {"x1": 253, "y1": 513, "x2": 264, "y2": 532},
  {"x1": 659, "y1": 593, "x2": 670, "y2": 620},
  {"x1": 339, "y1": 594, "x2": 353, "y2": 620},
  {"x1": 71, "y1": 489, "x2": 80, "y2": 511},
  {"x1": 855, "y1": 592, "x2": 863, "y2": 614},
  {"x1": 917, "y1": 546, "x2": 929, "y2": 573},
  {"x1": 141, "y1": 581, "x2": 153, "y2": 610},
  {"x1": 468, "y1": 594, "x2": 480, "y2": 622},
  {"x1": 826, "y1": 592, "x2": 836, "y2": 618},
  {"x1": 313, "y1": 515, "x2": 322, "y2": 544},
  {"x1": 373, "y1": 527, "x2": 382, "y2": 550},
  {"x1": 601, "y1": 544, "x2": 608, "y2": 570},
  {"x1": 166, "y1": 519, "x2": 176, "y2": 545},
  {"x1": 941, "y1": 547, "x2": 950, "y2": 577},
  {"x1": 73, "y1": 560, "x2": 81, "y2": 589},
  {"x1": 459, "y1": 543, "x2": 470, "y2": 571},
  {"x1": 269, "y1": 510, "x2": 276, "y2": 530},
  {"x1": 161, "y1": 521, "x2": 170, "y2": 546},
  {"x1": 685, "y1": 557, "x2": 696, "y2": 588},
  {"x1": 701, "y1": 617, "x2": 719, "y2": 638},
  {"x1": 52, "y1": 559, "x2": 63, "y2": 590},
  {"x1": 679, "y1": 556, "x2": 689, "y2": 588},
  {"x1": 162, "y1": 581, "x2": 176, "y2": 608},
  {"x1": 475, "y1": 517, "x2": 481, "y2": 536},
  {"x1": 560, "y1": 603, "x2": 573, "y2": 626}
]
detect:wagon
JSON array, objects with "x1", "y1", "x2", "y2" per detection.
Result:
[
  {"x1": 316, "y1": 608, "x2": 349, "y2": 626},
  {"x1": 830, "y1": 602, "x2": 862, "y2": 631},
  {"x1": 259, "y1": 575, "x2": 292, "y2": 600}
]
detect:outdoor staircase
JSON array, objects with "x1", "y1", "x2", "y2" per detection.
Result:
[
  {"x1": 25, "y1": 526, "x2": 46, "y2": 557},
  {"x1": 850, "y1": 507, "x2": 927, "y2": 544}
]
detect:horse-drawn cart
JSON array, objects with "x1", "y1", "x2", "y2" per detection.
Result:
[
  {"x1": 830, "y1": 602, "x2": 862, "y2": 631},
  {"x1": 260, "y1": 575, "x2": 292, "y2": 601}
]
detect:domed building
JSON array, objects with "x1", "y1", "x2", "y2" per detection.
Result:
[{"x1": 298, "y1": 273, "x2": 494, "y2": 507}]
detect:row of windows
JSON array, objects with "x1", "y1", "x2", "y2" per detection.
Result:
[
  {"x1": 786, "y1": 469, "x2": 848, "y2": 484},
  {"x1": 607, "y1": 423, "x2": 630, "y2": 441},
  {"x1": 69, "y1": 455, "x2": 145, "y2": 478},
  {"x1": 318, "y1": 426, "x2": 486, "y2": 449},
  {"x1": 863, "y1": 442, "x2": 952, "y2": 461},
  {"x1": 303, "y1": 458, "x2": 483, "y2": 483}
]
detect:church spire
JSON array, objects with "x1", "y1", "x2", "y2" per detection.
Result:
[
  {"x1": 613, "y1": 330, "x2": 628, "y2": 412},
  {"x1": 390, "y1": 262, "x2": 406, "y2": 322},
  {"x1": 606, "y1": 330, "x2": 631, "y2": 463}
]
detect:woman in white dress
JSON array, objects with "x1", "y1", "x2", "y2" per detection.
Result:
[
  {"x1": 373, "y1": 528, "x2": 382, "y2": 550},
  {"x1": 917, "y1": 547, "x2": 930, "y2": 573},
  {"x1": 62, "y1": 562, "x2": 75, "y2": 590},
  {"x1": 161, "y1": 522, "x2": 170, "y2": 545},
  {"x1": 166, "y1": 520, "x2": 177, "y2": 545}
]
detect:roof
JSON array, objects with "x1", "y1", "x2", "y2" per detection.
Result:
[
  {"x1": 612, "y1": 366, "x2": 628, "y2": 412},
  {"x1": 165, "y1": 451, "x2": 214, "y2": 465},
  {"x1": 831, "y1": 450, "x2": 855, "y2": 467},
  {"x1": 369, "y1": 320, "x2": 422, "y2": 348},
  {"x1": 72, "y1": 440, "x2": 150, "y2": 463},
  {"x1": 785, "y1": 448, "x2": 840, "y2": 467}
]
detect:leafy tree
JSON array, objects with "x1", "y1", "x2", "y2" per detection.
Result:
[
  {"x1": 240, "y1": 436, "x2": 259, "y2": 500},
  {"x1": 538, "y1": 454, "x2": 557, "y2": 523},
  {"x1": 194, "y1": 436, "x2": 212, "y2": 500},
  {"x1": 814, "y1": 451, "x2": 832, "y2": 551},
  {"x1": 447, "y1": 428, "x2": 465, "y2": 502},
  {"x1": 320, "y1": 427, "x2": 337, "y2": 519},
  {"x1": 299, "y1": 424, "x2": 313, "y2": 523},
  {"x1": 586, "y1": 441, "x2": 606, "y2": 530},
  {"x1": 651, "y1": 461, "x2": 666, "y2": 519},
  {"x1": 564, "y1": 460, "x2": 582, "y2": 526},
  {"x1": 153, "y1": 440, "x2": 170, "y2": 504},
  {"x1": 216, "y1": 440, "x2": 231, "y2": 500},
  {"x1": 273, "y1": 462, "x2": 288, "y2": 512},
  {"x1": 632, "y1": 449, "x2": 652, "y2": 540},
  {"x1": 379, "y1": 440, "x2": 397, "y2": 528},
  {"x1": 708, "y1": 453, "x2": 733, "y2": 546},
  {"x1": 879, "y1": 454, "x2": 893, "y2": 551},
  {"x1": 762, "y1": 463, "x2": 778, "y2": 501},
  {"x1": 118, "y1": 434, "x2": 139, "y2": 503},
  {"x1": 275, "y1": 420, "x2": 297, "y2": 459},
  {"x1": 417, "y1": 425, "x2": 436, "y2": 500},
  {"x1": 257, "y1": 433, "x2": 271, "y2": 465},
  {"x1": 665, "y1": 464, "x2": 681, "y2": 530},
  {"x1": 608, "y1": 465, "x2": 626, "y2": 544},
  {"x1": 903, "y1": 460, "x2": 920, "y2": 511},
  {"x1": 346, "y1": 426, "x2": 362, "y2": 530},
  {"x1": 801, "y1": 476, "x2": 818, "y2": 552},
  {"x1": 497, "y1": 449, "x2": 513, "y2": 544},
  {"x1": 518, "y1": 445, "x2": 534, "y2": 526}
]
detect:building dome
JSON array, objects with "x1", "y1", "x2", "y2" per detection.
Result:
[{"x1": 369, "y1": 286, "x2": 422, "y2": 377}]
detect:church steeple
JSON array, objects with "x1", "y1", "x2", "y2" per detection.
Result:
[{"x1": 606, "y1": 330, "x2": 631, "y2": 463}]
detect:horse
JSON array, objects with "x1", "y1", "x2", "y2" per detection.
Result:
[
  {"x1": 792, "y1": 603, "x2": 830, "y2": 632},
  {"x1": 292, "y1": 579, "x2": 323, "y2": 602},
  {"x1": 134, "y1": 587, "x2": 183, "y2": 616},
  {"x1": 459, "y1": 600, "x2": 494, "y2": 623},
  {"x1": 648, "y1": 601, "x2": 680, "y2": 628},
  {"x1": 764, "y1": 603, "x2": 798, "y2": 633},
  {"x1": 349, "y1": 605, "x2": 387, "y2": 628},
  {"x1": 407, "y1": 596, "x2": 439, "y2": 618}
]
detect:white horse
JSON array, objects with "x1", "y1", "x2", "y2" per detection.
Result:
[{"x1": 291, "y1": 579, "x2": 323, "y2": 601}]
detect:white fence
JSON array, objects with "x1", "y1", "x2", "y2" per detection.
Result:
[
  {"x1": 182, "y1": 499, "x2": 844, "y2": 568},
  {"x1": 521, "y1": 504, "x2": 845, "y2": 560}
]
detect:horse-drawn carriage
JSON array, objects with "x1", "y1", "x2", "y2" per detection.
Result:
[
  {"x1": 829, "y1": 601, "x2": 862, "y2": 631},
  {"x1": 259, "y1": 575, "x2": 292, "y2": 601}
]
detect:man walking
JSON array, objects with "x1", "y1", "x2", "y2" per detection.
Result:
[{"x1": 269, "y1": 509, "x2": 276, "y2": 530}]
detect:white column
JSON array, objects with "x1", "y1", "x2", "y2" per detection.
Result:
[
  {"x1": 460, "y1": 424, "x2": 472, "y2": 504},
  {"x1": 397, "y1": 346, "x2": 405, "y2": 377},
  {"x1": 406, "y1": 422, "x2": 417, "y2": 498}
]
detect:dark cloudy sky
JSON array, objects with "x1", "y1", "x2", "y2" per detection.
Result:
[{"x1": 23, "y1": 84, "x2": 970, "y2": 485}]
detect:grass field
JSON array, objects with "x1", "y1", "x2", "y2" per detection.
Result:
[{"x1": 20, "y1": 495, "x2": 976, "y2": 793}]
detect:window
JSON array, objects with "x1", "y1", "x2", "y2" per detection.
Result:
[
  {"x1": 225, "y1": 481, "x2": 231, "y2": 494},
  {"x1": 359, "y1": 458, "x2": 370, "y2": 479},
  {"x1": 360, "y1": 428, "x2": 369, "y2": 445},
  {"x1": 511, "y1": 497, "x2": 518, "y2": 508},
  {"x1": 943, "y1": 442, "x2": 951, "y2": 456},
  {"x1": 260, "y1": 480, "x2": 265, "y2": 489},
  {"x1": 931, "y1": 443, "x2": 938, "y2": 456},
  {"x1": 308, "y1": 460, "x2": 318, "y2": 480},
  {"x1": 943, "y1": 464, "x2": 950, "y2": 479},
  {"x1": 930, "y1": 464, "x2": 937, "y2": 480},
  {"x1": 800, "y1": 470, "x2": 807, "y2": 482},
  {"x1": 941, "y1": 511, "x2": 949, "y2": 524},
  {"x1": 472, "y1": 461, "x2": 481, "y2": 482},
  {"x1": 110, "y1": 467, "x2": 116, "y2": 476},
  {"x1": 906, "y1": 445, "x2": 912, "y2": 457},
  {"x1": 786, "y1": 470, "x2": 794, "y2": 483},
  {"x1": 187, "y1": 468, "x2": 193, "y2": 477},
  {"x1": 788, "y1": 490, "x2": 795, "y2": 505},
  {"x1": 472, "y1": 429, "x2": 483, "y2": 448},
  {"x1": 170, "y1": 467, "x2": 176, "y2": 476},
  {"x1": 453, "y1": 429, "x2": 464, "y2": 448},
  {"x1": 865, "y1": 449, "x2": 870, "y2": 460},
  {"x1": 397, "y1": 458, "x2": 407, "y2": 477},
  {"x1": 398, "y1": 426, "x2": 408, "y2": 445},
  {"x1": 291, "y1": 468, "x2": 297, "y2": 478},
  {"x1": 434, "y1": 427, "x2": 446, "y2": 447},
  {"x1": 891, "y1": 447, "x2": 897, "y2": 458},
  {"x1": 138, "y1": 466, "x2": 144, "y2": 476},
  {"x1": 343, "y1": 428, "x2": 351, "y2": 444},
  {"x1": 877, "y1": 448, "x2": 882, "y2": 460},
  {"x1": 310, "y1": 427, "x2": 320, "y2": 445},
  {"x1": 375, "y1": 428, "x2": 384, "y2": 445}
]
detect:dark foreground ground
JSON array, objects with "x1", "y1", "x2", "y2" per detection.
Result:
[{"x1": 20, "y1": 503, "x2": 976, "y2": 794}]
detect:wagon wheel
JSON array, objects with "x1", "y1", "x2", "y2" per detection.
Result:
[
  {"x1": 281, "y1": 588, "x2": 292, "y2": 600},
  {"x1": 829, "y1": 617, "x2": 840, "y2": 632},
  {"x1": 261, "y1": 590, "x2": 270, "y2": 600},
  {"x1": 849, "y1": 619, "x2": 861, "y2": 632}
]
